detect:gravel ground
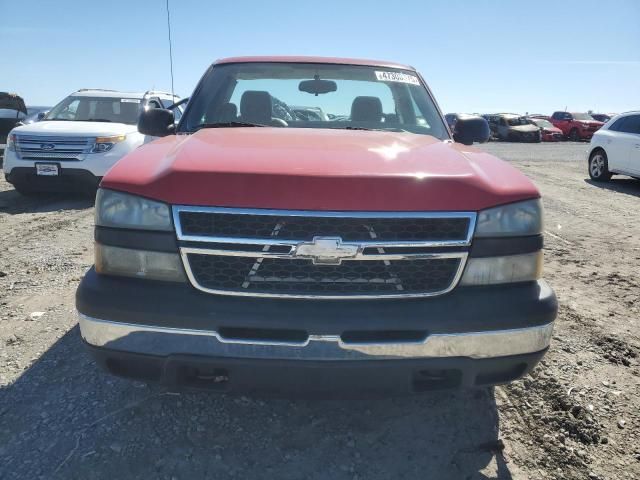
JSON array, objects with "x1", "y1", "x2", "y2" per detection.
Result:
[{"x1": 0, "y1": 142, "x2": 638, "y2": 479}]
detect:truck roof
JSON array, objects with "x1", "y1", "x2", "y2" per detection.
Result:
[{"x1": 214, "y1": 56, "x2": 415, "y2": 71}]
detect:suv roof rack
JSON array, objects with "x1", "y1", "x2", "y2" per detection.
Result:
[
  {"x1": 143, "y1": 90, "x2": 179, "y2": 98},
  {"x1": 76, "y1": 88, "x2": 122, "y2": 92}
]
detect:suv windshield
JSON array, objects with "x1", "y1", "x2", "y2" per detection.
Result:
[
  {"x1": 532, "y1": 119, "x2": 553, "y2": 129},
  {"x1": 572, "y1": 113, "x2": 593, "y2": 121},
  {"x1": 46, "y1": 95, "x2": 142, "y2": 124},
  {"x1": 180, "y1": 62, "x2": 449, "y2": 139},
  {"x1": 507, "y1": 116, "x2": 530, "y2": 126}
]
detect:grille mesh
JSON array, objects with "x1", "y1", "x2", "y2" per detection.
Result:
[
  {"x1": 179, "y1": 212, "x2": 470, "y2": 242},
  {"x1": 187, "y1": 254, "x2": 461, "y2": 296}
]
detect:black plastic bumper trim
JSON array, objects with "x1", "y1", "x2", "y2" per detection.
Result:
[
  {"x1": 470, "y1": 235, "x2": 543, "y2": 258},
  {"x1": 85, "y1": 341, "x2": 548, "y2": 394},
  {"x1": 76, "y1": 267, "x2": 557, "y2": 336},
  {"x1": 6, "y1": 166, "x2": 101, "y2": 192},
  {"x1": 95, "y1": 226, "x2": 178, "y2": 253}
]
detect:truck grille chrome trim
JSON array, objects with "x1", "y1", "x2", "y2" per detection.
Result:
[
  {"x1": 173, "y1": 206, "x2": 476, "y2": 299},
  {"x1": 78, "y1": 313, "x2": 554, "y2": 360}
]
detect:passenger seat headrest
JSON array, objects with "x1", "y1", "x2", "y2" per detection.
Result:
[
  {"x1": 240, "y1": 91, "x2": 272, "y2": 124},
  {"x1": 351, "y1": 96, "x2": 383, "y2": 122},
  {"x1": 207, "y1": 102, "x2": 237, "y2": 123}
]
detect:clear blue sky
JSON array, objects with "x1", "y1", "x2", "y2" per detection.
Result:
[{"x1": 2, "y1": 0, "x2": 639, "y2": 114}]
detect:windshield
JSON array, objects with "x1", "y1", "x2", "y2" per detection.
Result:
[
  {"x1": 46, "y1": 95, "x2": 142, "y2": 124},
  {"x1": 179, "y1": 62, "x2": 449, "y2": 139},
  {"x1": 532, "y1": 119, "x2": 553, "y2": 129},
  {"x1": 572, "y1": 112, "x2": 593, "y2": 121},
  {"x1": 507, "y1": 116, "x2": 531, "y2": 126}
]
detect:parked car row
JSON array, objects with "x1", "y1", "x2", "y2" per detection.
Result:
[
  {"x1": 446, "y1": 111, "x2": 611, "y2": 143},
  {"x1": 2, "y1": 89, "x2": 182, "y2": 194}
]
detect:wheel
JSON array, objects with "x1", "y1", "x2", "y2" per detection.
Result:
[
  {"x1": 569, "y1": 128, "x2": 580, "y2": 142},
  {"x1": 588, "y1": 150, "x2": 612, "y2": 182}
]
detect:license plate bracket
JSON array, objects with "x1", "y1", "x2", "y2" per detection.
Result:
[{"x1": 35, "y1": 163, "x2": 59, "y2": 176}]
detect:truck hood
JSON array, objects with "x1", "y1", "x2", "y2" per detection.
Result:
[
  {"x1": 12, "y1": 120, "x2": 137, "y2": 137},
  {"x1": 102, "y1": 128, "x2": 539, "y2": 211}
]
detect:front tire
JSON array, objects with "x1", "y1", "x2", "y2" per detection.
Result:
[
  {"x1": 589, "y1": 150, "x2": 612, "y2": 182},
  {"x1": 569, "y1": 128, "x2": 580, "y2": 142}
]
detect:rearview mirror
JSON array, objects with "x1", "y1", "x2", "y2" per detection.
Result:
[
  {"x1": 299, "y1": 79, "x2": 337, "y2": 95},
  {"x1": 138, "y1": 108, "x2": 175, "y2": 137},
  {"x1": 453, "y1": 116, "x2": 490, "y2": 145}
]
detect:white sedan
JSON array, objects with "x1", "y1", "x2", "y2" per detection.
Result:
[{"x1": 588, "y1": 111, "x2": 640, "y2": 182}]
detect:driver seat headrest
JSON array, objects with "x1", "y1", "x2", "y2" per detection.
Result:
[
  {"x1": 240, "y1": 91, "x2": 272, "y2": 124},
  {"x1": 351, "y1": 96, "x2": 383, "y2": 122}
]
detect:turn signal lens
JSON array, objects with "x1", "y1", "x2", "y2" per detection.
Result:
[
  {"x1": 7, "y1": 133, "x2": 16, "y2": 151},
  {"x1": 460, "y1": 252, "x2": 543, "y2": 286},
  {"x1": 91, "y1": 135, "x2": 126, "y2": 153},
  {"x1": 95, "y1": 244, "x2": 185, "y2": 282}
]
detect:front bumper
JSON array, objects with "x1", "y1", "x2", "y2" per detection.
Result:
[
  {"x1": 76, "y1": 269, "x2": 557, "y2": 392},
  {"x1": 541, "y1": 132, "x2": 563, "y2": 142},
  {"x1": 5, "y1": 166, "x2": 101, "y2": 192}
]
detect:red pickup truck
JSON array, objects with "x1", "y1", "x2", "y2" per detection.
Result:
[
  {"x1": 76, "y1": 57, "x2": 557, "y2": 395},
  {"x1": 550, "y1": 111, "x2": 604, "y2": 141}
]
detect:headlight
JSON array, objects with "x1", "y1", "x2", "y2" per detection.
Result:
[
  {"x1": 91, "y1": 134, "x2": 126, "y2": 153},
  {"x1": 460, "y1": 252, "x2": 542, "y2": 286},
  {"x1": 6, "y1": 133, "x2": 16, "y2": 151},
  {"x1": 95, "y1": 189, "x2": 172, "y2": 231},
  {"x1": 475, "y1": 199, "x2": 542, "y2": 237},
  {"x1": 95, "y1": 244, "x2": 185, "y2": 282}
]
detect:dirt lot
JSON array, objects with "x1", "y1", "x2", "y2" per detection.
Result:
[{"x1": 0, "y1": 142, "x2": 638, "y2": 480}]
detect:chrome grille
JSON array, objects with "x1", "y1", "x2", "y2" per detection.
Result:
[
  {"x1": 187, "y1": 254, "x2": 462, "y2": 295},
  {"x1": 15, "y1": 135, "x2": 93, "y2": 161},
  {"x1": 174, "y1": 206, "x2": 476, "y2": 299},
  {"x1": 179, "y1": 211, "x2": 471, "y2": 242}
]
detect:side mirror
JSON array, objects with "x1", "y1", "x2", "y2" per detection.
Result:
[
  {"x1": 37, "y1": 112, "x2": 46, "y2": 120},
  {"x1": 138, "y1": 108, "x2": 175, "y2": 137},
  {"x1": 453, "y1": 116, "x2": 490, "y2": 145}
]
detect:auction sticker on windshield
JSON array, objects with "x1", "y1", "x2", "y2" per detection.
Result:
[{"x1": 375, "y1": 71, "x2": 420, "y2": 85}]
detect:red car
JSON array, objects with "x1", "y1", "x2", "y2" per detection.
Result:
[
  {"x1": 76, "y1": 56, "x2": 557, "y2": 395},
  {"x1": 528, "y1": 118, "x2": 563, "y2": 141},
  {"x1": 550, "y1": 111, "x2": 604, "y2": 141}
]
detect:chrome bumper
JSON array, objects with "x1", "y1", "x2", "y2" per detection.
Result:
[{"x1": 78, "y1": 313, "x2": 553, "y2": 361}]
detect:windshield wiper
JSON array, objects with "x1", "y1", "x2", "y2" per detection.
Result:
[
  {"x1": 79, "y1": 119, "x2": 113, "y2": 122},
  {"x1": 343, "y1": 126, "x2": 409, "y2": 133},
  {"x1": 191, "y1": 121, "x2": 267, "y2": 132}
]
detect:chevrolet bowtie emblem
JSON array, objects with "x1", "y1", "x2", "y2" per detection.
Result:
[{"x1": 294, "y1": 237, "x2": 359, "y2": 265}]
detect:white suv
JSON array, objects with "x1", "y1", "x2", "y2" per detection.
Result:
[
  {"x1": 3, "y1": 89, "x2": 181, "y2": 195},
  {"x1": 588, "y1": 111, "x2": 640, "y2": 182}
]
